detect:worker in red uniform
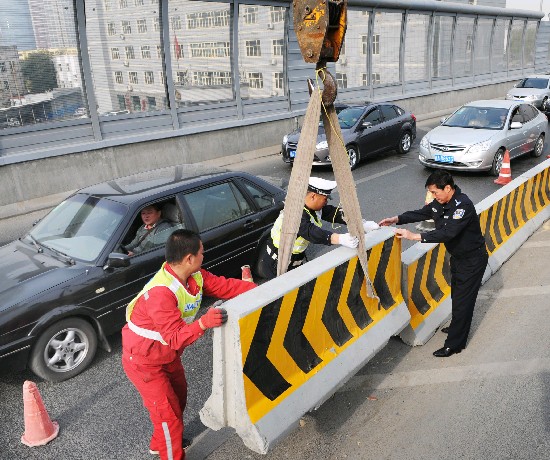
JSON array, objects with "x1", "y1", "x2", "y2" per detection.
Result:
[{"x1": 121, "y1": 229, "x2": 256, "y2": 460}]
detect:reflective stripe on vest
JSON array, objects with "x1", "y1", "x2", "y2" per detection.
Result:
[
  {"x1": 270, "y1": 208, "x2": 322, "y2": 254},
  {"x1": 125, "y1": 262, "x2": 203, "y2": 343}
]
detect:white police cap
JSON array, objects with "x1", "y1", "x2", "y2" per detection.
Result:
[{"x1": 307, "y1": 177, "x2": 337, "y2": 196}]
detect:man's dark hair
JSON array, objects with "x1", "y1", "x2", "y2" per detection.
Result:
[
  {"x1": 166, "y1": 229, "x2": 201, "y2": 263},
  {"x1": 425, "y1": 170, "x2": 455, "y2": 190},
  {"x1": 142, "y1": 203, "x2": 162, "y2": 212}
]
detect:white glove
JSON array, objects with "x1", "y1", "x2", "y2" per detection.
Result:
[
  {"x1": 362, "y1": 219, "x2": 380, "y2": 233},
  {"x1": 338, "y1": 233, "x2": 359, "y2": 249}
]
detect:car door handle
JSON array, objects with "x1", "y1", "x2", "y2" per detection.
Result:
[{"x1": 243, "y1": 219, "x2": 260, "y2": 229}]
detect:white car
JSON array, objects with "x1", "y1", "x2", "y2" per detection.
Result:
[
  {"x1": 506, "y1": 75, "x2": 550, "y2": 111},
  {"x1": 419, "y1": 100, "x2": 547, "y2": 176}
]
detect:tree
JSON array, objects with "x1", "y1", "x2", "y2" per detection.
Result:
[{"x1": 21, "y1": 52, "x2": 58, "y2": 94}]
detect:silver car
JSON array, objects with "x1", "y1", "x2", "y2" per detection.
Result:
[
  {"x1": 506, "y1": 75, "x2": 550, "y2": 111},
  {"x1": 419, "y1": 100, "x2": 547, "y2": 175}
]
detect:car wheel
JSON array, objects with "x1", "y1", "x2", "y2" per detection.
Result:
[
  {"x1": 490, "y1": 148, "x2": 505, "y2": 176},
  {"x1": 29, "y1": 318, "x2": 98, "y2": 382},
  {"x1": 347, "y1": 145, "x2": 360, "y2": 170},
  {"x1": 398, "y1": 131, "x2": 412, "y2": 154},
  {"x1": 531, "y1": 134, "x2": 545, "y2": 158}
]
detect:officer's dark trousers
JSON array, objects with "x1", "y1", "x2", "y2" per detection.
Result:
[{"x1": 445, "y1": 248, "x2": 488, "y2": 350}]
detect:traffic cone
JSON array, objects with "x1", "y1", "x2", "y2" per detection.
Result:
[
  {"x1": 416, "y1": 190, "x2": 435, "y2": 232},
  {"x1": 21, "y1": 381, "x2": 59, "y2": 447},
  {"x1": 494, "y1": 150, "x2": 512, "y2": 185},
  {"x1": 241, "y1": 265, "x2": 254, "y2": 282}
]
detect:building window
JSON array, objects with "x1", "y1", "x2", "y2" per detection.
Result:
[
  {"x1": 147, "y1": 96, "x2": 156, "y2": 108},
  {"x1": 372, "y1": 34, "x2": 380, "y2": 55},
  {"x1": 248, "y1": 72, "x2": 263, "y2": 88},
  {"x1": 104, "y1": 0, "x2": 112, "y2": 11},
  {"x1": 144, "y1": 71, "x2": 154, "y2": 84},
  {"x1": 361, "y1": 73, "x2": 368, "y2": 86},
  {"x1": 141, "y1": 45, "x2": 151, "y2": 59},
  {"x1": 125, "y1": 46, "x2": 135, "y2": 59},
  {"x1": 336, "y1": 72, "x2": 347, "y2": 88},
  {"x1": 114, "y1": 71, "x2": 123, "y2": 84},
  {"x1": 273, "y1": 72, "x2": 284, "y2": 90},
  {"x1": 246, "y1": 40, "x2": 261, "y2": 57},
  {"x1": 108, "y1": 23, "x2": 117, "y2": 36},
  {"x1": 270, "y1": 6, "x2": 285, "y2": 23},
  {"x1": 176, "y1": 71, "x2": 186, "y2": 84},
  {"x1": 361, "y1": 35, "x2": 368, "y2": 55},
  {"x1": 3, "y1": 80, "x2": 10, "y2": 90},
  {"x1": 119, "y1": 0, "x2": 128, "y2": 8},
  {"x1": 117, "y1": 94, "x2": 126, "y2": 110},
  {"x1": 187, "y1": 10, "x2": 230, "y2": 29},
  {"x1": 122, "y1": 20, "x2": 132, "y2": 34},
  {"x1": 189, "y1": 42, "x2": 230, "y2": 58},
  {"x1": 372, "y1": 72, "x2": 381, "y2": 84},
  {"x1": 135, "y1": 0, "x2": 145, "y2": 5},
  {"x1": 0, "y1": 62, "x2": 6, "y2": 72},
  {"x1": 111, "y1": 47, "x2": 120, "y2": 59},
  {"x1": 272, "y1": 39, "x2": 284, "y2": 56},
  {"x1": 154, "y1": 17, "x2": 160, "y2": 32},
  {"x1": 466, "y1": 34, "x2": 473, "y2": 53},
  {"x1": 171, "y1": 16, "x2": 182, "y2": 31},
  {"x1": 157, "y1": 45, "x2": 162, "y2": 58},
  {"x1": 137, "y1": 19, "x2": 147, "y2": 33},
  {"x1": 128, "y1": 71, "x2": 138, "y2": 84},
  {"x1": 244, "y1": 7, "x2": 258, "y2": 24},
  {"x1": 132, "y1": 95, "x2": 141, "y2": 111}
]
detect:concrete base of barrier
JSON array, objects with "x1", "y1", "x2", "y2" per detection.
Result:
[{"x1": 399, "y1": 298, "x2": 451, "y2": 346}]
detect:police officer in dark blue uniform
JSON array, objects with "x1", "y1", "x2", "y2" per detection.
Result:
[{"x1": 379, "y1": 170, "x2": 488, "y2": 357}]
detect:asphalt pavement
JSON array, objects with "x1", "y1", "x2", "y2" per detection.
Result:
[{"x1": 1, "y1": 117, "x2": 549, "y2": 459}]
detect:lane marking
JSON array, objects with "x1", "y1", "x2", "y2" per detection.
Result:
[
  {"x1": 478, "y1": 284, "x2": 550, "y2": 299},
  {"x1": 333, "y1": 165, "x2": 408, "y2": 193},
  {"x1": 339, "y1": 358, "x2": 550, "y2": 393}
]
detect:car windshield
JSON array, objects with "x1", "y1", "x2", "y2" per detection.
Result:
[
  {"x1": 26, "y1": 194, "x2": 127, "y2": 262},
  {"x1": 337, "y1": 107, "x2": 365, "y2": 128},
  {"x1": 443, "y1": 106, "x2": 509, "y2": 130},
  {"x1": 516, "y1": 78, "x2": 548, "y2": 89}
]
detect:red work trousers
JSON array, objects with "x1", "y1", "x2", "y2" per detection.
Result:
[{"x1": 122, "y1": 355, "x2": 187, "y2": 460}]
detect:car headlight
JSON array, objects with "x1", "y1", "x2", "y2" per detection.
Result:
[
  {"x1": 315, "y1": 140, "x2": 328, "y2": 150},
  {"x1": 505, "y1": 93, "x2": 512, "y2": 99},
  {"x1": 282, "y1": 135, "x2": 288, "y2": 145},
  {"x1": 420, "y1": 136, "x2": 429, "y2": 149},
  {"x1": 466, "y1": 139, "x2": 492, "y2": 155}
]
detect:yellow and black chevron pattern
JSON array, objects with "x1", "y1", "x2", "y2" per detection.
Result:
[
  {"x1": 405, "y1": 244, "x2": 451, "y2": 329},
  {"x1": 239, "y1": 237, "x2": 403, "y2": 423},
  {"x1": 481, "y1": 167, "x2": 550, "y2": 254}
]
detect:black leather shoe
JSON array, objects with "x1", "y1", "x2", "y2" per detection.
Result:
[
  {"x1": 441, "y1": 327, "x2": 449, "y2": 333},
  {"x1": 433, "y1": 346, "x2": 461, "y2": 357}
]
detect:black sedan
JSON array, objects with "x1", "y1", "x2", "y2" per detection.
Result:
[
  {"x1": 0, "y1": 165, "x2": 285, "y2": 382},
  {"x1": 281, "y1": 103, "x2": 417, "y2": 169}
]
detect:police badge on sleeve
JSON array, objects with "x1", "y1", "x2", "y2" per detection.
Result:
[{"x1": 453, "y1": 209, "x2": 465, "y2": 219}]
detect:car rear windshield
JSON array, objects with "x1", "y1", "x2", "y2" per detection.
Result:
[
  {"x1": 443, "y1": 106, "x2": 509, "y2": 130},
  {"x1": 517, "y1": 78, "x2": 548, "y2": 89},
  {"x1": 27, "y1": 194, "x2": 127, "y2": 262}
]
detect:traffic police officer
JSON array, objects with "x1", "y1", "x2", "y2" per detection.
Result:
[
  {"x1": 379, "y1": 170, "x2": 488, "y2": 357},
  {"x1": 258, "y1": 177, "x2": 377, "y2": 279}
]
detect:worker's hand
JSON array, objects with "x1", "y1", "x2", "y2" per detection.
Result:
[
  {"x1": 362, "y1": 220, "x2": 380, "y2": 233},
  {"x1": 338, "y1": 233, "x2": 359, "y2": 249},
  {"x1": 378, "y1": 216, "x2": 398, "y2": 226},
  {"x1": 393, "y1": 228, "x2": 421, "y2": 241},
  {"x1": 199, "y1": 308, "x2": 228, "y2": 329}
]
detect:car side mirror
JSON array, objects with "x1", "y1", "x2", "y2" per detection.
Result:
[
  {"x1": 361, "y1": 121, "x2": 372, "y2": 129},
  {"x1": 104, "y1": 252, "x2": 131, "y2": 270},
  {"x1": 510, "y1": 121, "x2": 522, "y2": 129},
  {"x1": 440, "y1": 116, "x2": 447, "y2": 124}
]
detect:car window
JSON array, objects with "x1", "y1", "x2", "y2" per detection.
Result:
[
  {"x1": 380, "y1": 105, "x2": 398, "y2": 121},
  {"x1": 516, "y1": 78, "x2": 549, "y2": 89},
  {"x1": 393, "y1": 105, "x2": 405, "y2": 116},
  {"x1": 242, "y1": 181, "x2": 273, "y2": 209},
  {"x1": 511, "y1": 107, "x2": 524, "y2": 124},
  {"x1": 185, "y1": 182, "x2": 253, "y2": 232},
  {"x1": 28, "y1": 194, "x2": 127, "y2": 262},
  {"x1": 363, "y1": 108, "x2": 382, "y2": 126}
]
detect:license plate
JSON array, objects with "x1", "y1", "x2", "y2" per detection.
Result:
[
  {"x1": 434, "y1": 154, "x2": 454, "y2": 164},
  {"x1": 289, "y1": 150, "x2": 296, "y2": 158}
]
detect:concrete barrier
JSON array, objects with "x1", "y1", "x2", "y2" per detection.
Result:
[
  {"x1": 200, "y1": 228, "x2": 410, "y2": 454},
  {"x1": 399, "y1": 160, "x2": 550, "y2": 346}
]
